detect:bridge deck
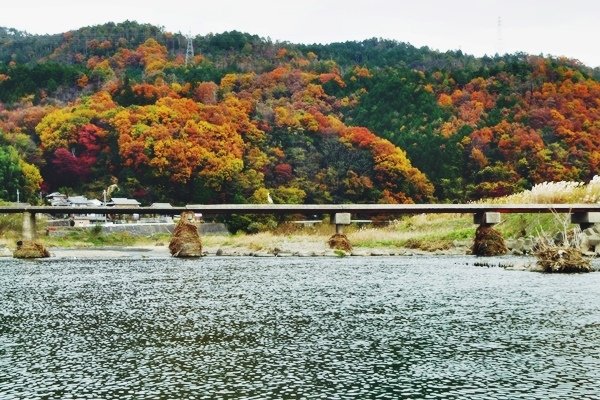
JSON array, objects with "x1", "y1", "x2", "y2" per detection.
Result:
[{"x1": 1, "y1": 204, "x2": 599, "y2": 216}]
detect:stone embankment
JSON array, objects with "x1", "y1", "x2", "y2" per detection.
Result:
[
  {"x1": 506, "y1": 226, "x2": 600, "y2": 256},
  {"x1": 506, "y1": 237, "x2": 536, "y2": 255},
  {"x1": 581, "y1": 226, "x2": 600, "y2": 254}
]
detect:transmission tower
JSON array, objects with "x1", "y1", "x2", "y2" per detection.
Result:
[
  {"x1": 496, "y1": 17, "x2": 503, "y2": 56},
  {"x1": 185, "y1": 33, "x2": 194, "y2": 66}
]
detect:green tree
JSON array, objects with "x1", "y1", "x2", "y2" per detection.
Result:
[{"x1": 0, "y1": 146, "x2": 23, "y2": 202}]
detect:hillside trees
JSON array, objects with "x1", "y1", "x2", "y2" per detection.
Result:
[
  {"x1": 35, "y1": 91, "x2": 118, "y2": 190},
  {"x1": 114, "y1": 96, "x2": 249, "y2": 201},
  {"x1": 1, "y1": 23, "x2": 599, "y2": 205},
  {"x1": 0, "y1": 137, "x2": 42, "y2": 202},
  {"x1": 0, "y1": 62, "x2": 86, "y2": 103},
  {"x1": 220, "y1": 64, "x2": 434, "y2": 203}
]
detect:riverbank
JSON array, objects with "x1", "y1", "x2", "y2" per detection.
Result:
[
  {"x1": 1, "y1": 238, "x2": 469, "y2": 259},
  {"x1": 0, "y1": 212, "x2": 597, "y2": 259},
  {"x1": 4, "y1": 238, "x2": 600, "y2": 273}
]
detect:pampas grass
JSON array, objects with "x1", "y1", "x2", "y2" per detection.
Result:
[{"x1": 485, "y1": 176, "x2": 600, "y2": 205}]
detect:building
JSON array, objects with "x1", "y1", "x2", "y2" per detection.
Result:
[
  {"x1": 108, "y1": 198, "x2": 141, "y2": 208},
  {"x1": 46, "y1": 192, "x2": 69, "y2": 207}
]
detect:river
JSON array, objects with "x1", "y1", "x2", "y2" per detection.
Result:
[{"x1": 0, "y1": 256, "x2": 599, "y2": 399}]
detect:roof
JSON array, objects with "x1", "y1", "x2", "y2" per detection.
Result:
[
  {"x1": 46, "y1": 192, "x2": 66, "y2": 198},
  {"x1": 109, "y1": 198, "x2": 141, "y2": 206},
  {"x1": 150, "y1": 203, "x2": 173, "y2": 208},
  {"x1": 50, "y1": 199, "x2": 70, "y2": 207},
  {"x1": 67, "y1": 196, "x2": 91, "y2": 205}
]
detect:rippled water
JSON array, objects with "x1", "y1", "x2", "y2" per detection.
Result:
[{"x1": 1, "y1": 256, "x2": 600, "y2": 399}]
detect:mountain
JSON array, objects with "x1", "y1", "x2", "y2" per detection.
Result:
[{"x1": 0, "y1": 21, "x2": 598, "y2": 208}]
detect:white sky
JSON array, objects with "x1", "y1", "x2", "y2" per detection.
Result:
[{"x1": 1, "y1": 0, "x2": 598, "y2": 67}]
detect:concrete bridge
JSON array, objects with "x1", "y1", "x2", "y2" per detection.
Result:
[{"x1": 2, "y1": 203, "x2": 600, "y2": 240}]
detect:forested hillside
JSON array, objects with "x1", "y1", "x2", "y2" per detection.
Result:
[{"x1": 1, "y1": 21, "x2": 598, "y2": 206}]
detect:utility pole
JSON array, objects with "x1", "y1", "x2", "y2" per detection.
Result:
[{"x1": 185, "y1": 33, "x2": 194, "y2": 66}]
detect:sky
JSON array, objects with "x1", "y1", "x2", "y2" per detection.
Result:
[{"x1": 1, "y1": 0, "x2": 598, "y2": 67}]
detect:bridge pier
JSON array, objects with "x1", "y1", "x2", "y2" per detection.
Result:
[
  {"x1": 332, "y1": 213, "x2": 351, "y2": 234},
  {"x1": 14, "y1": 211, "x2": 49, "y2": 258},
  {"x1": 328, "y1": 213, "x2": 352, "y2": 251},
  {"x1": 22, "y1": 212, "x2": 37, "y2": 240},
  {"x1": 472, "y1": 212, "x2": 507, "y2": 256},
  {"x1": 571, "y1": 212, "x2": 600, "y2": 230},
  {"x1": 473, "y1": 212, "x2": 501, "y2": 226}
]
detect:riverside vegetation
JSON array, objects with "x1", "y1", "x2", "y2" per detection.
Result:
[
  {"x1": 2, "y1": 179, "x2": 600, "y2": 257},
  {"x1": 0, "y1": 193, "x2": 595, "y2": 259}
]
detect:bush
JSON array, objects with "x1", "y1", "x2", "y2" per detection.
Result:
[{"x1": 0, "y1": 214, "x2": 21, "y2": 236}]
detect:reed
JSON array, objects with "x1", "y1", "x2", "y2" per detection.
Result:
[{"x1": 533, "y1": 211, "x2": 592, "y2": 273}]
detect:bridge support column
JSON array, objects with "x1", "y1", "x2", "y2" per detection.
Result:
[
  {"x1": 333, "y1": 213, "x2": 351, "y2": 234},
  {"x1": 14, "y1": 212, "x2": 49, "y2": 258},
  {"x1": 328, "y1": 213, "x2": 352, "y2": 251},
  {"x1": 22, "y1": 212, "x2": 37, "y2": 241},
  {"x1": 472, "y1": 212, "x2": 507, "y2": 256},
  {"x1": 571, "y1": 212, "x2": 600, "y2": 230},
  {"x1": 473, "y1": 212, "x2": 502, "y2": 226}
]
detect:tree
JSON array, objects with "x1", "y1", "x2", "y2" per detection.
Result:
[
  {"x1": 0, "y1": 146, "x2": 22, "y2": 201},
  {"x1": 0, "y1": 145, "x2": 41, "y2": 203}
]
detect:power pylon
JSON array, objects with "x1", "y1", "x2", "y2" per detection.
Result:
[
  {"x1": 185, "y1": 33, "x2": 194, "y2": 66},
  {"x1": 496, "y1": 17, "x2": 503, "y2": 56}
]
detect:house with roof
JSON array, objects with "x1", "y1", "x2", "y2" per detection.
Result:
[
  {"x1": 108, "y1": 198, "x2": 141, "y2": 208},
  {"x1": 46, "y1": 192, "x2": 69, "y2": 207},
  {"x1": 106, "y1": 198, "x2": 141, "y2": 222},
  {"x1": 67, "y1": 196, "x2": 93, "y2": 207},
  {"x1": 146, "y1": 202, "x2": 174, "y2": 223}
]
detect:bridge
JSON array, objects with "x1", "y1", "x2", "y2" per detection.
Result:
[
  {"x1": 2, "y1": 203, "x2": 600, "y2": 215},
  {"x1": 2, "y1": 203, "x2": 600, "y2": 241}
]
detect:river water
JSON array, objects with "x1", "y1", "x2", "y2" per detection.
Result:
[{"x1": 0, "y1": 256, "x2": 599, "y2": 399}]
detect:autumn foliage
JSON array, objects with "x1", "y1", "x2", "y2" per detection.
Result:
[{"x1": 0, "y1": 23, "x2": 598, "y2": 207}]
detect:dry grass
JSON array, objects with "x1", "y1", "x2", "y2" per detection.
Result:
[
  {"x1": 535, "y1": 244, "x2": 591, "y2": 273},
  {"x1": 13, "y1": 240, "x2": 50, "y2": 258},
  {"x1": 485, "y1": 176, "x2": 600, "y2": 205},
  {"x1": 197, "y1": 215, "x2": 472, "y2": 254},
  {"x1": 169, "y1": 212, "x2": 202, "y2": 257},
  {"x1": 202, "y1": 230, "x2": 331, "y2": 254},
  {"x1": 583, "y1": 175, "x2": 600, "y2": 203},
  {"x1": 533, "y1": 211, "x2": 592, "y2": 273},
  {"x1": 328, "y1": 234, "x2": 352, "y2": 251},
  {"x1": 349, "y1": 214, "x2": 474, "y2": 249},
  {"x1": 472, "y1": 225, "x2": 508, "y2": 256}
]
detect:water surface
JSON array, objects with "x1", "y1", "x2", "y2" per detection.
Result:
[{"x1": 0, "y1": 256, "x2": 599, "y2": 399}]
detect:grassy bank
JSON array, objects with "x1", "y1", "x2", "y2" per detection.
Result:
[
  {"x1": 0, "y1": 209, "x2": 587, "y2": 253},
  {"x1": 199, "y1": 212, "x2": 571, "y2": 254}
]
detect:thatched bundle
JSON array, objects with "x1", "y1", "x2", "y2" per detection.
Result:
[
  {"x1": 535, "y1": 245, "x2": 592, "y2": 273},
  {"x1": 328, "y1": 233, "x2": 352, "y2": 252},
  {"x1": 13, "y1": 240, "x2": 50, "y2": 259},
  {"x1": 472, "y1": 225, "x2": 508, "y2": 256},
  {"x1": 169, "y1": 212, "x2": 203, "y2": 257}
]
